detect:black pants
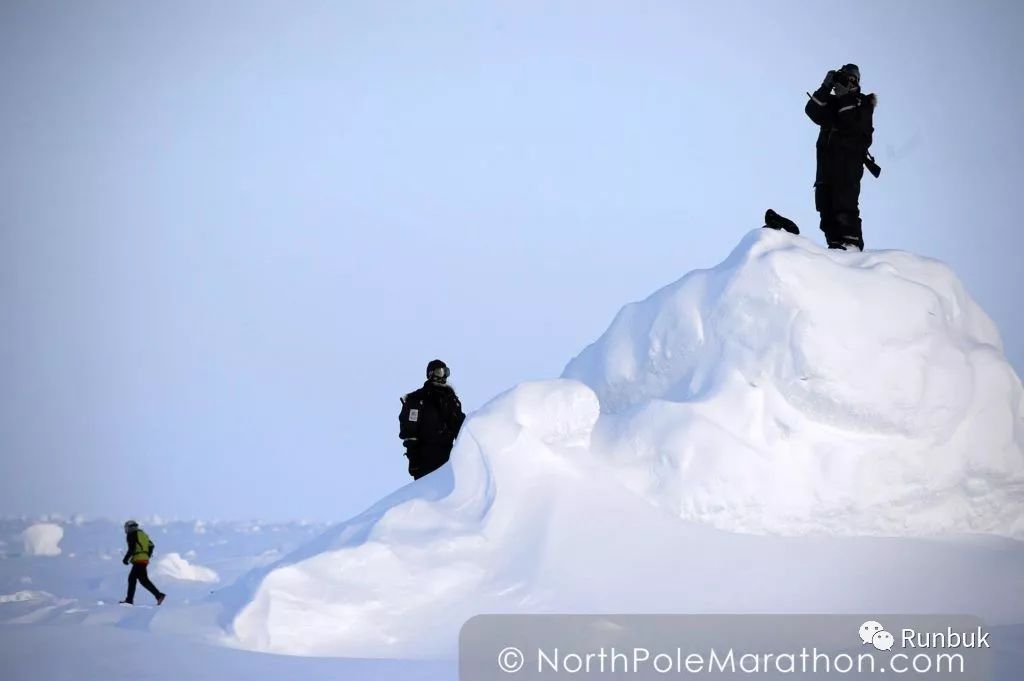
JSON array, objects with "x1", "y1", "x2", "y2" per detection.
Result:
[
  {"x1": 406, "y1": 443, "x2": 452, "y2": 480},
  {"x1": 126, "y1": 562, "x2": 163, "y2": 603},
  {"x1": 815, "y1": 158, "x2": 865, "y2": 250},
  {"x1": 815, "y1": 183, "x2": 864, "y2": 249}
]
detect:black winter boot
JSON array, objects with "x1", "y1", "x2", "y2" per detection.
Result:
[{"x1": 764, "y1": 209, "x2": 800, "y2": 235}]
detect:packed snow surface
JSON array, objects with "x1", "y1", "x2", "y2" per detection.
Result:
[
  {"x1": 0, "y1": 590, "x2": 49, "y2": 604},
  {"x1": 229, "y1": 231, "x2": 1024, "y2": 657},
  {"x1": 21, "y1": 523, "x2": 63, "y2": 557},
  {"x1": 155, "y1": 553, "x2": 219, "y2": 583}
]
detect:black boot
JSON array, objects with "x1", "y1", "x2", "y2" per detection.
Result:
[
  {"x1": 828, "y1": 213, "x2": 864, "y2": 251},
  {"x1": 764, "y1": 209, "x2": 800, "y2": 235}
]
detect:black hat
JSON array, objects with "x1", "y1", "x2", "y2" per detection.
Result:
[
  {"x1": 840, "y1": 63, "x2": 861, "y2": 82},
  {"x1": 426, "y1": 359, "x2": 450, "y2": 381}
]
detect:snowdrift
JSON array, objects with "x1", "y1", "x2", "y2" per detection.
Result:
[
  {"x1": 21, "y1": 523, "x2": 63, "y2": 557},
  {"x1": 155, "y1": 553, "x2": 220, "y2": 583},
  {"x1": 564, "y1": 229, "x2": 1024, "y2": 536},
  {"x1": 228, "y1": 230, "x2": 1024, "y2": 657}
]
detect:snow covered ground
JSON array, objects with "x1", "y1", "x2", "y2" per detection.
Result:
[
  {"x1": 3, "y1": 231, "x2": 1023, "y2": 679},
  {"x1": 0, "y1": 516, "x2": 456, "y2": 679},
  {"x1": 0, "y1": 517, "x2": 322, "y2": 629},
  {"x1": 2, "y1": 515, "x2": 1021, "y2": 679}
]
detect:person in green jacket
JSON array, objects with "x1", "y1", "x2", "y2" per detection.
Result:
[{"x1": 120, "y1": 520, "x2": 166, "y2": 605}]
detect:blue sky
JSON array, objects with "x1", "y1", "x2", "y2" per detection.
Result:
[{"x1": 2, "y1": 1, "x2": 1021, "y2": 521}]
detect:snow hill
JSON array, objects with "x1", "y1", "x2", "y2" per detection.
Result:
[
  {"x1": 228, "y1": 230, "x2": 1024, "y2": 658},
  {"x1": 564, "y1": 229, "x2": 1024, "y2": 536}
]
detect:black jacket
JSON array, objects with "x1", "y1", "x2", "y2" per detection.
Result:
[
  {"x1": 805, "y1": 85, "x2": 876, "y2": 185},
  {"x1": 400, "y1": 382, "x2": 465, "y2": 451}
]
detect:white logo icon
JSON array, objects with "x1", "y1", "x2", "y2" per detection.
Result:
[
  {"x1": 872, "y1": 630, "x2": 895, "y2": 651},
  {"x1": 859, "y1": 620, "x2": 895, "y2": 651},
  {"x1": 859, "y1": 621, "x2": 885, "y2": 645}
]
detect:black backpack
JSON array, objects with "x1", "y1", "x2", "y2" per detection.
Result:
[{"x1": 399, "y1": 393, "x2": 422, "y2": 441}]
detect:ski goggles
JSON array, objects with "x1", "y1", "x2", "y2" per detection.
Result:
[
  {"x1": 836, "y1": 71, "x2": 859, "y2": 87},
  {"x1": 429, "y1": 366, "x2": 450, "y2": 380}
]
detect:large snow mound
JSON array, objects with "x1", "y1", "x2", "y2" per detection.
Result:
[
  {"x1": 230, "y1": 380, "x2": 609, "y2": 656},
  {"x1": 228, "y1": 230, "x2": 1024, "y2": 658},
  {"x1": 563, "y1": 229, "x2": 1024, "y2": 536},
  {"x1": 21, "y1": 524, "x2": 63, "y2": 557}
]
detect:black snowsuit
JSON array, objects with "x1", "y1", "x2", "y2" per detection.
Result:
[
  {"x1": 805, "y1": 85, "x2": 876, "y2": 250},
  {"x1": 400, "y1": 381, "x2": 465, "y2": 480}
]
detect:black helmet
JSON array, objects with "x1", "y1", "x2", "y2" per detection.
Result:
[
  {"x1": 426, "y1": 359, "x2": 450, "y2": 383},
  {"x1": 124, "y1": 519, "x2": 139, "y2": 533}
]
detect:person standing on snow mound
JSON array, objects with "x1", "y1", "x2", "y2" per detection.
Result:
[
  {"x1": 120, "y1": 520, "x2": 166, "y2": 606},
  {"x1": 805, "y1": 63, "x2": 879, "y2": 251},
  {"x1": 399, "y1": 359, "x2": 466, "y2": 480}
]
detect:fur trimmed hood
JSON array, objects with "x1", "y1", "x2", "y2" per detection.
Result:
[{"x1": 403, "y1": 381, "x2": 458, "y2": 401}]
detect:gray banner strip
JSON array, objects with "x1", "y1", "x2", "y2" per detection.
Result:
[{"x1": 460, "y1": 614, "x2": 993, "y2": 680}]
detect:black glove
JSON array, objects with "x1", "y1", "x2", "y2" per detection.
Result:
[
  {"x1": 864, "y1": 153, "x2": 882, "y2": 178},
  {"x1": 122, "y1": 557, "x2": 130, "y2": 565},
  {"x1": 821, "y1": 70, "x2": 837, "y2": 89}
]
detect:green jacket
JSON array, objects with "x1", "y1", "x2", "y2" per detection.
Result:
[{"x1": 124, "y1": 529, "x2": 155, "y2": 564}]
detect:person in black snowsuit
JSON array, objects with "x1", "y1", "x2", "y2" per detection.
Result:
[
  {"x1": 805, "y1": 64, "x2": 877, "y2": 251},
  {"x1": 399, "y1": 359, "x2": 466, "y2": 480},
  {"x1": 120, "y1": 519, "x2": 166, "y2": 606}
]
